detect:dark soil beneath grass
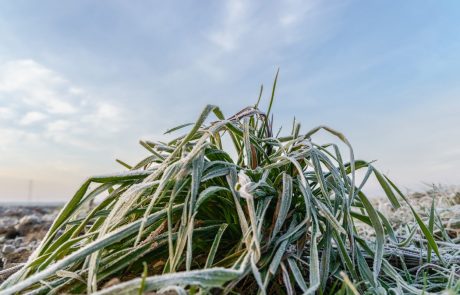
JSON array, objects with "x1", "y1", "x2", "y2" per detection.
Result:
[{"x1": 0, "y1": 205, "x2": 60, "y2": 282}]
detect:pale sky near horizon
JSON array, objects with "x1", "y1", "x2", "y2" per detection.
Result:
[{"x1": 1, "y1": 1, "x2": 459, "y2": 202}]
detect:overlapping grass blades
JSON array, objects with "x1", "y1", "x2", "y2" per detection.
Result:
[{"x1": 1, "y1": 77, "x2": 459, "y2": 294}]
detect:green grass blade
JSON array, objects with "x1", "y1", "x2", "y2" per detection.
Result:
[{"x1": 205, "y1": 224, "x2": 228, "y2": 268}]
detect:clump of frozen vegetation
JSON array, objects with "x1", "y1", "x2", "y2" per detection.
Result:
[{"x1": 1, "y1": 75, "x2": 459, "y2": 294}]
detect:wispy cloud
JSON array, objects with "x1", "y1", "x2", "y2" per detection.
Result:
[
  {"x1": 0, "y1": 60, "x2": 78, "y2": 114},
  {"x1": 207, "y1": 0, "x2": 327, "y2": 53},
  {"x1": 279, "y1": 0, "x2": 318, "y2": 27},
  {"x1": 0, "y1": 59, "x2": 125, "y2": 150},
  {"x1": 0, "y1": 106, "x2": 15, "y2": 120},
  {"x1": 0, "y1": 59, "x2": 132, "y2": 200},
  {"x1": 208, "y1": 0, "x2": 248, "y2": 52},
  {"x1": 19, "y1": 111, "x2": 47, "y2": 125}
]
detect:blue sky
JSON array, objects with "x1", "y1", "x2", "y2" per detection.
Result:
[{"x1": 0, "y1": 1, "x2": 459, "y2": 201}]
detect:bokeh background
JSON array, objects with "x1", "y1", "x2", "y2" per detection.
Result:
[{"x1": 1, "y1": 1, "x2": 459, "y2": 202}]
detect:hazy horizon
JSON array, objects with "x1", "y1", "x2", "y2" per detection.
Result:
[{"x1": 1, "y1": 1, "x2": 460, "y2": 202}]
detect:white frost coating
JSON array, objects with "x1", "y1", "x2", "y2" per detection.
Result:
[
  {"x1": 92, "y1": 168, "x2": 156, "y2": 180},
  {"x1": 93, "y1": 255, "x2": 251, "y2": 295},
  {"x1": 236, "y1": 170, "x2": 253, "y2": 200}
]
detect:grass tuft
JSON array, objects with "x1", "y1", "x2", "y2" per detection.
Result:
[{"x1": 1, "y1": 77, "x2": 459, "y2": 294}]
